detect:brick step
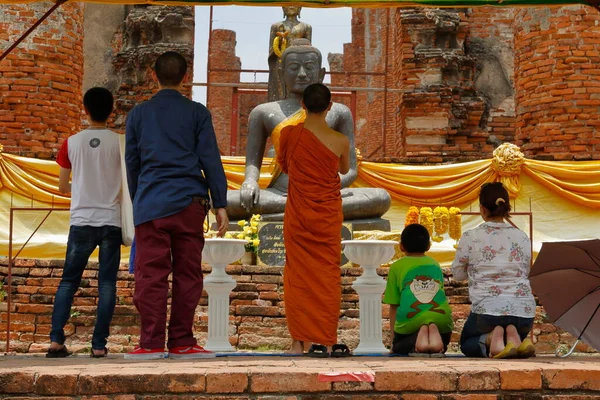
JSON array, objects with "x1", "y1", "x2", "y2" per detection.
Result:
[{"x1": 1, "y1": 355, "x2": 599, "y2": 398}]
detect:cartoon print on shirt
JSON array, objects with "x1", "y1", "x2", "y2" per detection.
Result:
[{"x1": 404, "y1": 275, "x2": 446, "y2": 318}]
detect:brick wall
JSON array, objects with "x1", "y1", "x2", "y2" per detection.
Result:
[
  {"x1": 468, "y1": 7, "x2": 517, "y2": 148},
  {"x1": 110, "y1": 6, "x2": 195, "y2": 132},
  {"x1": 0, "y1": 3, "x2": 84, "y2": 159},
  {"x1": 330, "y1": 9, "x2": 400, "y2": 161},
  {"x1": 208, "y1": 29, "x2": 241, "y2": 156},
  {"x1": 514, "y1": 6, "x2": 600, "y2": 160},
  {"x1": 0, "y1": 258, "x2": 594, "y2": 355},
  {"x1": 237, "y1": 90, "x2": 269, "y2": 157},
  {"x1": 5, "y1": 6, "x2": 599, "y2": 163}
]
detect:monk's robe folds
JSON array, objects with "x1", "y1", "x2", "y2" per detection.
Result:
[
  {"x1": 268, "y1": 109, "x2": 306, "y2": 187},
  {"x1": 277, "y1": 123, "x2": 342, "y2": 346}
]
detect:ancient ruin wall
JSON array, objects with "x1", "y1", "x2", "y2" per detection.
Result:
[
  {"x1": 329, "y1": 9, "x2": 400, "y2": 161},
  {"x1": 110, "y1": 6, "x2": 195, "y2": 132},
  {"x1": 514, "y1": 6, "x2": 600, "y2": 160},
  {"x1": 468, "y1": 7, "x2": 517, "y2": 149},
  {"x1": 0, "y1": 3, "x2": 84, "y2": 159},
  {"x1": 330, "y1": 8, "x2": 521, "y2": 162},
  {"x1": 208, "y1": 29, "x2": 241, "y2": 155}
]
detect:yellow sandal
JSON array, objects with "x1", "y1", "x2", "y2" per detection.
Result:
[
  {"x1": 492, "y1": 342, "x2": 518, "y2": 359},
  {"x1": 516, "y1": 338, "x2": 536, "y2": 358}
]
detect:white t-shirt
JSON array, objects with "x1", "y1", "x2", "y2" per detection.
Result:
[
  {"x1": 56, "y1": 128, "x2": 122, "y2": 227},
  {"x1": 451, "y1": 221, "x2": 536, "y2": 318}
]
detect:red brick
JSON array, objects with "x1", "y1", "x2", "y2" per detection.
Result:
[
  {"x1": 375, "y1": 371, "x2": 457, "y2": 391},
  {"x1": 457, "y1": 369, "x2": 500, "y2": 391},
  {"x1": 249, "y1": 372, "x2": 330, "y2": 393},
  {"x1": 0, "y1": 371, "x2": 36, "y2": 393},
  {"x1": 401, "y1": 395, "x2": 438, "y2": 400},
  {"x1": 499, "y1": 368, "x2": 542, "y2": 390},
  {"x1": 206, "y1": 371, "x2": 248, "y2": 393},
  {"x1": 544, "y1": 368, "x2": 600, "y2": 390},
  {"x1": 35, "y1": 374, "x2": 78, "y2": 395}
]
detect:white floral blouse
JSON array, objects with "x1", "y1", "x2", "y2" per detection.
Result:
[{"x1": 451, "y1": 221, "x2": 536, "y2": 318}]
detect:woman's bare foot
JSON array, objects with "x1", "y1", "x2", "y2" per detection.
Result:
[
  {"x1": 428, "y1": 324, "x2": 444, "y2": 354},
  {"x1": 487, "y1": 326, "x2": 505, "y2": 358},
  {"x1": 414, "y1": 325, "x2": 430, "y2": 353},
  {"x1": 286, "y1": 340, "x2": 304, "y2": 355},
  {"x1": 505, "y1": 325, "x2": 521, "y2": 347}
]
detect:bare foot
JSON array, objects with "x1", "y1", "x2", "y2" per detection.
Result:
[
  {"x1": 49, "y1": 341, "x2": 65, "y2": 352},
  {"x1": 92, "y1": 349, "x2": 106, "y2": 357},
  {"x1": 505, "y1": 325, "x2": 521, "y2": 347},
  {"x1": 414, "y1": 325, "x2": 430, "y2": 353},
  {"x1": 286, "y1": 340, "x2": 304, "y2": 355},
  {"x1": 428, "y1": 324, "x2": 444, "y2": 354},
  {"x1": 487, "y1": 326, "x2": 505, "y2": 358}
]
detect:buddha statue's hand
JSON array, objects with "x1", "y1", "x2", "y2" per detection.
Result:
[
  {"x1": 340, "y1": 171, "x2": 356, "y2": 189},
  {"x1": 240, "y1": 179, "x2": 260, "y2": 213}
]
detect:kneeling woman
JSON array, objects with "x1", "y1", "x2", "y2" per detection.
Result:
[{"x1": 452, "y1": 182, "x2": 536, "y2": 359}]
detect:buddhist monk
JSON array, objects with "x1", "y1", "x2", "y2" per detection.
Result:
[
  {"x1": 226, "y1": 39, "x2": 391, "y2": 223},
  {"x1": 278, "y1": 83, "x2": 349, "y2": 356}
]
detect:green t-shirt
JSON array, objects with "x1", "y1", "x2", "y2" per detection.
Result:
[{"x1": 383, "y1": 255, "x2": 453, "y2": 335}]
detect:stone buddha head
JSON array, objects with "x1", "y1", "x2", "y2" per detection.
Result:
[
  {"x1": 282, "y1": 6, "x2": 301, "y2": 18},
  {"x1": 278, "y1": 39, "x2": 326, "y2": 98}
]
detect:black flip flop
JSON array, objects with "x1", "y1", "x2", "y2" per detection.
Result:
[
  {"x1": 307, "y1": 344, "x2": 329, "y2": 358},
  {"x1": 90, "y1": 347, "x2": 108, "y2": 358},
  {"x1": 46, "y1": 345, "x2": 72, "y2": 358},
  {"x1": 331, "y1": 343, "x2": 352, "y2": 358}
]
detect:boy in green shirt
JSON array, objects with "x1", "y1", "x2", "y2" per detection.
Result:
[{"x1": 383, "y1": 224, "x2": 454, "y2": 356}]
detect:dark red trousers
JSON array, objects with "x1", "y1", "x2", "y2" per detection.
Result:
[{"x1": 133, "y1": 202, "x2": 206, "y2": 349}]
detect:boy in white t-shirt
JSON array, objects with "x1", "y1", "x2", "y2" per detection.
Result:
[{"x1": 47, "y1": 87, "x2": 122, "y2": 358}]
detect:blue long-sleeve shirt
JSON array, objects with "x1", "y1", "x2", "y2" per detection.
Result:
[{"x1": 125, "y1": 89, "x2": 227, "y2": 226}]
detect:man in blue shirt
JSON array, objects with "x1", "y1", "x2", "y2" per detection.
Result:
[{"x1": 125, "y1": 51, "x2": 228, "y2": 360}]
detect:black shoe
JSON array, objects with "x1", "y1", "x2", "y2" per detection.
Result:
[
  {"x1": 331, "y1": 344, "x2": 352, "y2": 358},
  {"x1": 90, "y1": 347, "x2": 108, "y2": 358},
  {"x1": 307, "y1": 344, "x2": 329, "y2": 358},
  {"x1": 46, "y1": 345, "x2": 72, "y2": 358}
]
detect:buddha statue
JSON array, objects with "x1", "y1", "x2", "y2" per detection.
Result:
[
  {"x1": 226, "y1": 39, "x2": 391, "y2": 224},
  {"x1": 268, "y1": 6, "x2": 312, "y2": 101}
]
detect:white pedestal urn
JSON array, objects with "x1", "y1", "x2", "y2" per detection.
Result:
[
  {"x1": 202, "y1": 238, "x2": 247, "y2": 352},
  {"x1": 342, "y1": 240, "x2": 397, "y2": 355}
]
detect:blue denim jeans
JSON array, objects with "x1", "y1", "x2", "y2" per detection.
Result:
[
  {"x1": 50, "y1": 225, "x2": 121, "y2": 350},
  {"x1": 460, "y1": 312, "x2": 534, "y2": 357}
]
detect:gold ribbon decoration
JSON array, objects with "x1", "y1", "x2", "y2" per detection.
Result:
[{"x1": 491, "y1": 142, "x2": 525, "y2": 196}]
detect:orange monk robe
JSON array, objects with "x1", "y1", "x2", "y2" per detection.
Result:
[
  {"x1": 268, "y1": 109, "x2": 306, "y2": 187},
  {"x1": 277, "y1": 123, "x2": 343, "y2": 346}
]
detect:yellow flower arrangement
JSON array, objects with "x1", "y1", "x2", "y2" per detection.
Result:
[
  {"x1": 432, "y1": 206, "x2": 449, "y2": 243},
  {"x1": 405, "y1": 205, "x2": 461, "y2": 246},
  {"x1": 273, "y1": 31, "x2": 289, "y2": 58},
  {"x1": 225, "y1": 214, "x2": 262, "y2": 253},
  {"x1": 448, "y1": 207, "x2": 462, "y2": 248},
  {"x1": 419, "y1": 207, "x2": 434, "y2": 236},
  {"x1": 405, "y1": 206, "x2": 419, "y2": 227}
]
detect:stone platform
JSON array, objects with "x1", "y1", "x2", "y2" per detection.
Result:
[{"x1": 1, "y1": 354, "x2": 599, "y2": 399}]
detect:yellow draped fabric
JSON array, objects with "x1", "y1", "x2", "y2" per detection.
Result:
[
  {"x1": 267, "y1": 109, "x2": 306, "y2": 187},
  {"x1": 1, "y1": 142, "x2": 600, "y2": 261}
]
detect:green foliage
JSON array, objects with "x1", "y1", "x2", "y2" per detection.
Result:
[{"x1": 0, "y1": 281, "x2": 6, "y2": 301}]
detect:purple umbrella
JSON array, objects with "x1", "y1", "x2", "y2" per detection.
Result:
[{"x1": 530, "y1": 239, "x2": 600, "y2": 356}]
